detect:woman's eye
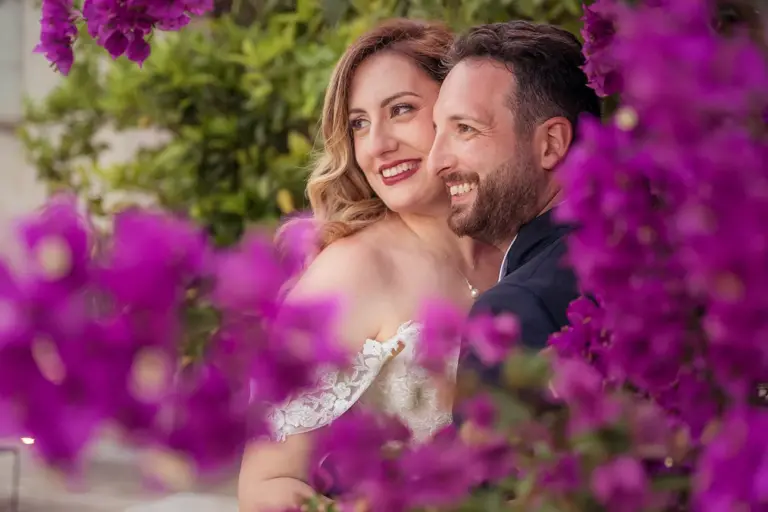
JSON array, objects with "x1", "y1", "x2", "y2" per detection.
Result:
[
  {"x1": 391, "y1": 103, "x2": 414, "y2": 117},
  {"x1": 350, "y1": 118, "x2": 369, "y2": 131}
]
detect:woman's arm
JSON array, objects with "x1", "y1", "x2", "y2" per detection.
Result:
[
  {"x1": 238, "y1": 435, "x2": 316, "y2": 511},
  {"x1": 238, "y1": 239, "x2": 387, "y2": 512}
]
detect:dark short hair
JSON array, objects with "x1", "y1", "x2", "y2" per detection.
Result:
[{"x1": 445, "y1": 21, "x2": 601, "y2": 136}]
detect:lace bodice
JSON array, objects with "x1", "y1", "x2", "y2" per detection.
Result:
[{"x1": 266, "y1": 321, "x2": 459, "y2": 443}]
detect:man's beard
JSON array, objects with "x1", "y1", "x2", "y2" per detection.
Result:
[{"x1": 447, "y1": 152, "x2": 543, "y2": 246}]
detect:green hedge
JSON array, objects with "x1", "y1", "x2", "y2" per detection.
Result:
[{"x1": 19, "y1": 0, "x2": 584, "y2": 247}]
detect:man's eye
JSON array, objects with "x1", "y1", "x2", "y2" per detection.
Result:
[{"x1": 457, "y1": 123, "x2": 476, "y2": 134}]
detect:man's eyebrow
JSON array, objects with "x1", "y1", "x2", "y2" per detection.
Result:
[
  {"x1": 349, "y1": 91, "x2": 421, "y2": 115},
  {"x1": 447, "y1": 113, "x2": 487, "y2": 124}
]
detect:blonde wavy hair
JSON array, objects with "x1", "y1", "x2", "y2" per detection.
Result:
[{"x1": 296, "y1": 19, "x2": 454, "y2": 250}]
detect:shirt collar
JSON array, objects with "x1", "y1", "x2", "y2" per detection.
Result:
[
  {"x1": 498, "y1": 236, "x2": 517, "y2": 282},
  {"x1": 497, "y1": 208, "x2": 571, "y2": 280}
]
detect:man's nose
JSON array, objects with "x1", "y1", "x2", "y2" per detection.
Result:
[{"x1": 426, "y1": 133, "x2": 455, "y2": 177}]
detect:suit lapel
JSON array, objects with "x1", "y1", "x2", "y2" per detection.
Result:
[{"x1": 501, "y1": 209, "x2": 568, "y2": 277}]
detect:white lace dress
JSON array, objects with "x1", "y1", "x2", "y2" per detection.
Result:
[{"x1": 266, "y1": 321, "x2": 460, "y2": 443}]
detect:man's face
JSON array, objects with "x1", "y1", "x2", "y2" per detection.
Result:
[{"x1": 428, "y1": 58, "x2": 546, "y2": 246}]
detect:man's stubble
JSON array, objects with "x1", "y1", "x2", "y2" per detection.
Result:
[{"x1": 448, "y1": 149, "x2": 545, "y2": 247}]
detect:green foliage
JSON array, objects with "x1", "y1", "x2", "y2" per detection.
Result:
[{"x1": 20, "y1": 0, "x2": 584, "y2": 247}]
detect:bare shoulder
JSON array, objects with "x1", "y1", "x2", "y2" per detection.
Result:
[
  {"x1": 284, "y1": 229, "x2": 395, "y2": 349},
  {"x1": 287, "y1": 233, "x2": 390, "y2": 301}
]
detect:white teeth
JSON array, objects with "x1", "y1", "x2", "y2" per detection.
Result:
[
  {"x1": 449, "y1": 183, "x2": 475, "y2": 197},
  {"x1": 382, "y1": 162, "x2": 418, "y2": 178}
]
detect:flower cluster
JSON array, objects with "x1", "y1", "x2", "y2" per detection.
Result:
[
  {"x1": 554, "y1": 0, "x2": 768, "y2": 509},
  {"x1": 0, "y1": 196, "x2": 342, "y2": 485},
  {"x1": 307, "y1": 401, "x2": 517, "y2": 512},
  {"x1": 417, "y1": 299, "x2": 520, "y2": 371},
  {"x1": 35, "y1": 0, "x2": 79, "y2": 75},
  {"x1": 580, "y1": 0, "x2": 621, "y2": 97},
  {"x1": 299, "y1": 357, "x2": 688, "y2": 512},
  {"x1": 35, "y1": 0, "x2": 214, "y2": 75}
]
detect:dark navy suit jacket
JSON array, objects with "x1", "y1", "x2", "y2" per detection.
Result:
[{"x1": 458, "y1": 208, "x2": 578, "y2": 388}]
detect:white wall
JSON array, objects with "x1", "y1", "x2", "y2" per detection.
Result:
[
  {"x1": 0, "y1": 0, "x2": 164, "y2": 254},
  {"x1": 0, "y1": 0, "x2": 49, "y2": 225}
]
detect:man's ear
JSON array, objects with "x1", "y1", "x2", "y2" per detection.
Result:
[{"x1": 535, "y1": 117, "x2": 573, "y2": 171}]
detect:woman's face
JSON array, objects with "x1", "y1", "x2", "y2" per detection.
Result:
[{"x1": 348, "y1": 51, "x2": 448, "y2": 215}]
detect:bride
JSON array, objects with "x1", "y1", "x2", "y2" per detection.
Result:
[{"x1": 237, "y1": 18, "x2": 502, "y2": 511}]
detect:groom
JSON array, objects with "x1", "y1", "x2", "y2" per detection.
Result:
[{"x1": 428, "y1": 21, "x2": 601, "y2": 381}]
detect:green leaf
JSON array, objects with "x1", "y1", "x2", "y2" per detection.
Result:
[
  {"x1": 287, "y1": 130, "x2": 313, "y2": 156},
  {"x1": 652, "y1": 473, "x2": 691, "y2": 492},
  {"x1": 217, "y1": 192, "x2": 248, "y2": 215},
  {"x1": 321, "y1": 0, "x2": 348, "y2": 24},
  {"x1": 502, "y1": 348, "x2": 552, "y2": 390}
]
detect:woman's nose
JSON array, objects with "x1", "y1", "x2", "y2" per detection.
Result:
[{"x1": 368, "y1": 123, "x2": 398, "y2": 157}]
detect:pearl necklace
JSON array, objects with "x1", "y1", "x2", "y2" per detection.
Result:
[{"x1": 464, "y1": 279, "x2": 480, "y2": 299}]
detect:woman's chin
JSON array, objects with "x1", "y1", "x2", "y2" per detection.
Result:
[{"x1": 383, "y1": 195, "x2": 454, "y2": 219}]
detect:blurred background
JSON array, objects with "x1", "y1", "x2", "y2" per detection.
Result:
[{"x1": 2, "y1": 0, "x2": 586, "y2": 244}]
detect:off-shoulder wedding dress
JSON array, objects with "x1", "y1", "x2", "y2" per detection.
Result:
[{"x1": 267, "y1": 321, "x2": 460, "y2": 443}]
